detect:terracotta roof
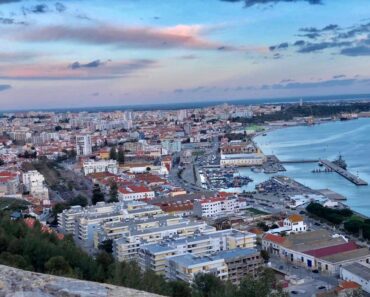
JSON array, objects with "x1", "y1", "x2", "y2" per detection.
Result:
[
  {"x1": 304, "y1": 242, "x2": 358, "y2": 258},
  {"x1": 337, "y1": 281, "x2": 361, "y2": 291},
  {"x1": 263, "y1": 233, "x2": 286, "y2": 244},
  {"x1": 288, "y1": 214, "x2": 304, "y2": 223}
]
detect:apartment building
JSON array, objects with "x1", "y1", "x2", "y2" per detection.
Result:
[
  {"x1": 138, "y1": 229, "x2": 256, "y2": 275},
  {"x1": 193, "y1": 196, "x2": 245, "y2": 218},
  {"x1": 76, "y1": 134, "x2": 92, "y2": 156},
  {"x1": 82, "y1": 159, "x2": 118, "y2": 175},
  {"x1": 22, "y1": 170, "x2": 49, "y2": 201},
  {"x1": 166, "y1": 248, "x2": 262, "y2": 284},
  {"x1": 113, "y1": 219, "x2": 216, "y2": 262}
]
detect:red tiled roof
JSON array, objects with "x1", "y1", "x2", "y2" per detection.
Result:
[
  {"x1": 264, "y1": 233, "x2": 286, "y2": 244},
  {"x1": 304, "y1": 242, "x2": 358, "y2": 258}
]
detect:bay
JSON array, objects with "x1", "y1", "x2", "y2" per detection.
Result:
[{"x1": 245, "y1": 118, "x2": 370, "y2": 217}]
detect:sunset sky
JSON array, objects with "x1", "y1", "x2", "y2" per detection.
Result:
[{"x1": 1, "y1": 0, "x2": 370, "y2": 109}]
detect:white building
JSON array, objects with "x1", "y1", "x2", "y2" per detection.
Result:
[
  {"x1": 283, "y1": 214, "x2": 307, "y2": 233},
  {"x1": 139, "y1": 229, "x2": 256, "y2": 275},
  {"x1": 82, "y1": 159, "x2": 118, "y2": 175},
  {"x1": 193, "y1": 196, "x2": 245, "y2": 218},
  {"x1": 118, "y1": 185, "x2": 155, "y2": 201},
  {"x1": 76, "y1": 134, "x2": 92, "y2": 156},
  {"x1": 166, "y1": 248, "x2": 262, "y2": 284},
  {"x1": 340, "y1": 262, "x2": 370, "y2": 294},
  {"x1": 22, "y1": 170, "x2": 49, "y2": 201},
  {"x1": 220, "y1": 153, "x2": 266, "y2": 167}
]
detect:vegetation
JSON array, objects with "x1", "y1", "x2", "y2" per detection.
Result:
[
  {"x1": 109, "y1": 180, "x2": 119, "y2": 203},
  {"x1": 232, "y1": 102, "x2": 370, "y2": 124},
  {"x1": 69, "y1": 194, "x2": 88, "y2": 207},
  {"x1": 109, "y1": 146, "x2": 117, "y2": 161},
  {"x1": 306, "y1": 203, "x2": 353, "y2": 225},
  {"x1": 0, "y1": 212, "x2": 287, "y2": 297},
  {"x1": 92, "y1": 184, "x2": 105, "y2": 205}
]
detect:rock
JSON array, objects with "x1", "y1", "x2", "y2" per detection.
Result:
[{"x1": 0, "y1": 265, "x2": 164, "y2": 297}]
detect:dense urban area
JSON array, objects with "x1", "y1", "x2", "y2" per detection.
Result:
[{"x1": 1, "y1": 101, "x2": 370, "y2": 297}]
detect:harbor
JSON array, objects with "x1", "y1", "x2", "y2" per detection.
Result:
[{"x1": 319, "y1": 159, "x2": 368, "y2": 186}]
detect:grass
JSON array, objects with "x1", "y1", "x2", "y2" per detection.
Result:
[{"x1": 246, "y1": 207, "x2": 269, "y2": 215}]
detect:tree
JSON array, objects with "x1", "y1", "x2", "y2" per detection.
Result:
[
  {"x1": 98, "y1": 239, "x2": 113, "y2": 254},
  {"x1": 192, "y1": 273, "x2": 225, "y2": 297},
  {"x1": 257, "y1": 222, "x2": 269, "y2": 232},
  {"x1": 92, "y1": 184, "x2": 105, "y2": 205},
  {"x1": 109, "y1": 180, "x2": 119, "y2": 203},
  {"x1": 117, "y1": 147, "x2": 125, "y2": 164},
  {"x1": 109, "y1": 146, "x2": 117, "y2": 160},
  {"x1": 169, "y1": 281, "x2": 192, "y2": 297},
  {"x1": 260, "y1": 250, "x2": 270, "y2": 263},
  {"x1": 69, "y1": 195, "x2": 88, "y2": 207},
  {"x1": 0, "y1": 159, "x2": 4, "y2": 166},
  {"x1": 45, "y1": 256, "x2": 73, "y2": 276}
]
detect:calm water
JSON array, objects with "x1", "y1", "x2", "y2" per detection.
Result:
[{"x1": 243, "y1": 118, "x2": 370, "y2": 217}]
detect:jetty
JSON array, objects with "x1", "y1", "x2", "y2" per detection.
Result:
[
  {"x1": 280, "y1": 159, "x2": 319, "y2": 164},
  {"x1": 320, "y1": 159, "x2": 368, "y2": 186}
]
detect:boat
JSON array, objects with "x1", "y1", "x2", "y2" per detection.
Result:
[{"x1": 332, "y1": 154, "x2": 347, "y2": 170}]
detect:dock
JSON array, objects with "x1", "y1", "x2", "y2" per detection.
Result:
[
  {"x1": 280, "y1": 159, "x2": 319, "y2": 164},
  {"x1": 320, "y1": 160, "x2": 368, "y2": 186}
]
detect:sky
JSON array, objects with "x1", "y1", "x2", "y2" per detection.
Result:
[{"x1": 0, "y1": 0, "x2": 370, "y2": 110}]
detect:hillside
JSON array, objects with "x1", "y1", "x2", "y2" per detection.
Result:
[{"x1": 0, "y1": 264, "x2": 163, "y2": 297}]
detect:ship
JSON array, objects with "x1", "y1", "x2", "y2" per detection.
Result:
[{"x1": 332, "y1": 154, "x2": 347, "y2": 170}]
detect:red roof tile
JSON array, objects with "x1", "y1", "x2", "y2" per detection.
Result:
[
  {"x1": 304, "y1": 242, "x2": 358, "y2": 258},
  {"x1": 264, "y1": 233, "x2": 286, "y2": 244}
]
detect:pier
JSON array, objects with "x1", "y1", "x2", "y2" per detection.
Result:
[
  {"x1": 320, "y1": 160, "x2": 368, "y2": 186},
  {"x1": 280, "y1": 159, "x2": 319, "y2": 164}
]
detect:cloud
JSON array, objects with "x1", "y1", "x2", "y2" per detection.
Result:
[
  {"x1": 0, "y1": 17, "x2": 27, "y2": 25},
  {"x1": 69, "y1": 60, "x2": 106, "y2": 70},
  {"x1": 265, "y1": 78, "x2": 370, "y2": 90},
  {"x1": 14, "y1": 24, "x2": 219, "y2": 50},
  {"x1": 23, "y1": 4, "x2": 50, "y2": 14},
  {"x1": 0, "y1": 84, "x2": 11, "y2": 91},
  {"x1": 12, "y1": 24, "x2": 261, "y2": 52},
  {"x1": 340, "y1": 46, "x2": 370, "y2": 56},
  {"x1": 0, "y1": 59, "x2": 157, "y2": 80},
  {"x1": 333, "y1": 74, "x2": 346, "y2": 79},
  {"x1": 55, "y1": 2, "x2": 66, "y2": 13},
  {"x1": 0, "y1": 52, "x2": 37, "y2": 62},
  {"x1": 297, "y1": 41, "x2": 352, "y2": 53},
  {"x1": 269, "y1": 42, "x2": 289, "y2": 51},
  {"x1": 0, "y1": 0, "x2": 21, "y2": 3},
  {"x1": 221, "y1": 0, "x2": 323, "y2": 7}
]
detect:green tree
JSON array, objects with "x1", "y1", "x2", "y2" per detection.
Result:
[
  {"x1": 260, "y1": 250, "x2": 270, "y2": 262},
  {"x1": 117, "y1": 147, "x2": 125, "y2": 164},
  {"x1": 0, "y1": 159, "x2": 4, "y2": 166},
  {"x1": 45, "y1": 256, "x2": 73, "y2": 276},
  {"x1": 92, "y1": 184, "x2": 105, "y2": 205},
  {"x1": 98, "y1": 239, "x2": 113, "y2": 254},
  {"x1": 109, "y1": 146, "x2": 117, "y2": 160},
  {"x1": 169, "y1": 280, "x2": 192, "y2": 297},
  {"x1": 69, "y1": 195, "x2": 88, "y2": 207},
  {"x1": 192, "y1": 273, "x2": 225, "y2": 297},
  {"x1": 109, "y1": 180, "x2": 119, "y2": 203}
]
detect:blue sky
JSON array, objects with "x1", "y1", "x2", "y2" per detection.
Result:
[{"x1": 0, "y1": 0, "x2": 370, "y2": 109}]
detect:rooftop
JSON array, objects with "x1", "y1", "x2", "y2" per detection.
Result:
[{"x1": 342, "y1": 262, "x2": 370, "y2": 281}]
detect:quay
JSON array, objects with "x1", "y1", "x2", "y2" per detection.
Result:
[
  {"x1": 280, "y1": 159, "x2": 319, "y2": 164},
  {"x1": 320, "y1": 160, "x2": 368, "y2": 186}
]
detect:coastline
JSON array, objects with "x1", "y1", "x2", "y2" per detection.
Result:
[{"x1": 251, "y1": 118, "x2": 370, "y2": 219}]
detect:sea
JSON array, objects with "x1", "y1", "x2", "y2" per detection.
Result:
[
  {"x1": 239, "y1": 118, "x2": 370, "y2": 217},
  {"x1": 2, "y1": 93, "x2": 370, "y2": 114}
]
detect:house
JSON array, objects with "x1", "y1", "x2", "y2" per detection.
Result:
[
  {"x1": 283, "y1": 214, "x2": 307, "y2": 233},
  {"x1": 262, "y1": 230, "x2": 370, "y2": 275},
  {"x1": 118, "y1": 185, "x2": 155, "y2": 201},
  {"x1": 340, "y1": 262, "x2": 370, "y2": 294}
]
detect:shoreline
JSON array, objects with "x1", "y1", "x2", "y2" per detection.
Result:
[{"x1": 251, "y1": 118, "x2": 370, "y2": 220}]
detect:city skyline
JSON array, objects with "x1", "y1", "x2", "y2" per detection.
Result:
[{"x1": 1, "y1": 0, "x2": 370, "y2": 109}]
